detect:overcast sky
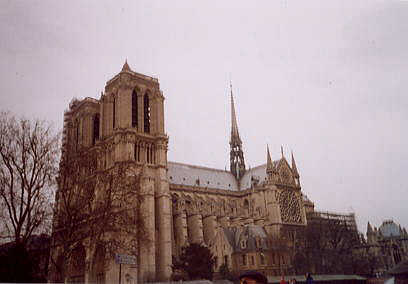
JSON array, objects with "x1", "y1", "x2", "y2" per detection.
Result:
[{"x1": 1, "y1": 0, "x2": 407, "y2": 233}]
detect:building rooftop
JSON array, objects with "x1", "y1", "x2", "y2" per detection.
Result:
[
  {"x1": 167, "y1": 162, "x2": 239, "y2": 191},
  {"x1": 379, "y1": 220, "x2": 402, "y2": 238},
  {"x1": 168, "y1": 160, "x2": 283, "y2": 191}
]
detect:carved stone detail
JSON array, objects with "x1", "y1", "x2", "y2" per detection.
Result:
[{"x1": 278, "y1": 190, "x2": 302, "y2": 224}]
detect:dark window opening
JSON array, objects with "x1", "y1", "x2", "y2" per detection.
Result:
[
  {"x1": 146, "y1": 143, "x2": 155, "y2": 164},
  {"x1": 93, "y1": 114, "x2": 100, "y2": 145},
  {"x1": 134, "y1": 143, "x2": 140, "y2": 162},
  {"x1": 132, "y1": 90, "x2": 138, "y2": 128},
  {"x1": 144, "y1": 94, "x2": 150, "y2": 133}
]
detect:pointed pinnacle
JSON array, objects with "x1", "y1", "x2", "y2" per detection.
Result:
[
  {"x1": 291, "y1": 151, "x2": 299, "y2": 177},
  {"x1": 267, "y1": 145, "x2": 273, "y2": 171},
  {"x1": 122, "y1": 60, "x2": 131, "y2": 72},
  {"x1": 367, "y1": 222, "x2": 373, "y2": 233},
  {"x1": 281, "y1": 145, "x2": 284, "y2": 158}
]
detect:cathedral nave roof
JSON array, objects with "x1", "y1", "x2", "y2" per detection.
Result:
[{"x1": 167, "y1": 161, "x2": 239, "y2": 190}]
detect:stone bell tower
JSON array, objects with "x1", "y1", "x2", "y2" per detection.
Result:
[{"x1": 100, "y1": 61, "x2": 172, "y2": 281}]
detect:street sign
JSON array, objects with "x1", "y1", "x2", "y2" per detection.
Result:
[{"x1": 115, "y1": 253, "x2": 137, "y2": 265}]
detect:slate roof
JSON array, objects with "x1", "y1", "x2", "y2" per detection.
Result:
[
  {"x1": 379, "y1": 220, "x2": 402, "y2": 238},
  {"x1": 167, "y1": 162, "x2": 239, "y2": 190},
  {"x1": 240, "y1": 164, "x2": 268, "y2": 190},
  {"x1": 223, "y1": 225, "x2": 269, "y2": 252},
  {"x1": 168, "y1": 158, "x2": 285, "y2": 191}
]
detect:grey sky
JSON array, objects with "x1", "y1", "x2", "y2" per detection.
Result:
[{"x1": 1, "y1": 0, "x2": 407, "y2": 233}]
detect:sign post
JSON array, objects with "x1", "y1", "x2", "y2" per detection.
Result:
[{"x1": 115, "y1": 254, "x2": 137, "y2": 284}]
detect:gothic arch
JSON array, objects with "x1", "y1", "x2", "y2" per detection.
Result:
[
  {"x1": 143, "y1": 91, "x2": 152, "y2": 133},
  {"x1": 195, "y1": 195, "x2": 205, "y2": 212},
  {"x1": 183, "y1": 195, "x2": 195, "y2": 214}
]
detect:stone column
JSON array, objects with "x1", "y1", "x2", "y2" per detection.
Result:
[
  {"x1": 138, "y1": 167, "x2": 156, "y2": 282},
  {"x1": 202, "y1": 215, "x2": 217, "y2": 245},
  {"x1": 187, "y1": 213, "x2": 204, "y2": 244},
  {"x1": 155, "y1": 173, "x2": 172, "y2": 281},
  {"x1": 174, "y1": 211, "x2": 188, "y2": 254},
  {"x1": 154, "y1": 139, "x2": 172, "y2": 281}
]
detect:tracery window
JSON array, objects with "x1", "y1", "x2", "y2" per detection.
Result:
[
  {"x1": 144, "y1": 94, "x2": 150, "y2": 133},
  {"x1": 278, "y1": 190, "x2": 302, "y2": 224}
]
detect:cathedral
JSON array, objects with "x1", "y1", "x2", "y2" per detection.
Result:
[{"x1": 50, "y1": 62, "x2": 313, "y2": 283}]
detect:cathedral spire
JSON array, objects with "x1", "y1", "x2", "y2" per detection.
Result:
[
  {"x1": 229, "y1": 82, "x2": 245, "y2": 181},
  {"x1": 230, "y1": 82, "x2": 241, "y2": 144}
]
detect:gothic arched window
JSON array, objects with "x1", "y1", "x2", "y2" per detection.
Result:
[
  {"x1": 132, "y1": 90, "x2": 138, "y2": 128},
  {"x1": 93, "y1": 114, "x2": 100, "y2": 145},
  {"x1": 144, "y1": 94, "x2": 150, "y2": 133},
  {"x1": 260, "y1": 253, "x2": 265, "y2": 265}
]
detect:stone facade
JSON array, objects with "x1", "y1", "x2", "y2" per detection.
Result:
[
  {"x1": 50, "y1": 62, "x2": 313, "y2": 283},
  {"x1": 365, "y1": 220, "x2": 408, "y2": 274}
]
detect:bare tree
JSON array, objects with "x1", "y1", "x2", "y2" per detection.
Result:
[
  {"x1": 0, "y1": 111, "x2": 59, "y2": 245},
  {"x1": 292, "y1": 214, "x2": 368, "y2": 275},
  {"x1": 48, "y1": 146, "x2": 147, "y2": 282}
]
